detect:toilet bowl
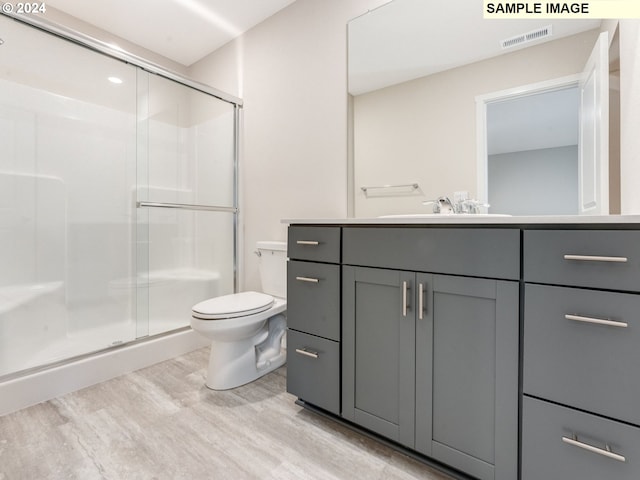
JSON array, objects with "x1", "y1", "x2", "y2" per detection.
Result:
[{"x1": 190, "y1": 241, "x2": 287, "y2": 390}]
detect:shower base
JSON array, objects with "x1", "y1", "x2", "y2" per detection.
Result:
[{"x1": 0, "y1": 327, "x2": 208, "y2": 416}]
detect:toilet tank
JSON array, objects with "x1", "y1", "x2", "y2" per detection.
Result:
[{"x1": 257, "y1": 241, "x2": 287, "y2": 298}]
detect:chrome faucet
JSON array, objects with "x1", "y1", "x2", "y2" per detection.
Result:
[
  {"x1": 423, "y1": 196, "x2": 455, "y2": 214},
  {"x1": 423, "y1": 196, "x2": 490, "y2": 214}
]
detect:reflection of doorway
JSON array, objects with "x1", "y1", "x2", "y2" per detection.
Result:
[
  {"x1": 486, "y1": 85, "x2": 579, "y2": 215},
  {"x1": 477, "y1": 32, "x2": 611, "y2": 216}
]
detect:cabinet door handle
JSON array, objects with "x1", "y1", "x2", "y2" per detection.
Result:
[
  {"x1": 565, "y1": 314, "x2": 628, "y2": 328},
  {"x1": 563, "y1": 254, "x2": 628, "y2": 263},
  {"x1": 295, "y1": 348, "x2": 319, "y2": 359},
  {"x1": 562, "y1": 435, "x2": 626, "y2": 463},
  {"x1": 296, "y1": 240, "x2": 319, "y2": 246},
  {"x1": 296, "y1": 276, "x2": 319, "y2": 283},
  {"x1": 418, "y1": 282, "x2": 424, "y2": 320},
  {"x1": 402, "y1": 280, "x2": 410, "y2": 317}
]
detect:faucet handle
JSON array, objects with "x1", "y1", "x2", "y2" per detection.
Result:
[
  {"x1": 422, "y1": 197, "x2": 455, "y2": 214},
  {"x1": 458, "y1": 199, "x2": 490, "y2": 214},
  {"x1": 436, "y1": 196, "x2": 454, "y2": 214}
]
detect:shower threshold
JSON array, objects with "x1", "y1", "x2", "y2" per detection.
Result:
[{"x1": 0, "y1": 327, "x2": 208, "y2": 416}]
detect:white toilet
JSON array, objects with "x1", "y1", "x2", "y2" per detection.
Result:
[{"x1": 190, "y1": 241, "x2": 287, "y2": 390}]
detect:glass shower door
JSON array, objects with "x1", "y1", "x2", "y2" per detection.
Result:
[
  {"x1": 0, "y1": 15, "x2": 239, "y2": 378},
  {"x1": 0, "y1": 15, "x2": 138, "y2": 375},
  {"x1": 136, "y1": 72, "x2": 237, "y2": 336}
]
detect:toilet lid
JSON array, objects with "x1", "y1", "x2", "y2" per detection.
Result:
[{"x1": 192, "y1": 291, "x2": 274, "y2": 320}]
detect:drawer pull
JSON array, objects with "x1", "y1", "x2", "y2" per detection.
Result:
[
  {"x1": 296, "y1": 240, "x2": 320, "y2": 246},
  {"x1": 295, "y1": 348, "x2": 319, "y2": 359},
  {"x1": 402, "y1": 281, "x2": 409, "y2": 317},
  {"x1": 564, "y1": 314, "x2": 628, "y2": 328},
  {"x1": 563, "y1": 254, "x2": 628, "y2": 263},
  {"x1": 562, "y1": 435, "x2": 626, "y2": 463},
  {"x1": 295, "y1": 276, "x2": 319, "y2": 283}
]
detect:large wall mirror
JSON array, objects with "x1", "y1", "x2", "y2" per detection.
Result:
[{"x1": 347, "y1": 0, "x2": 626, "y2": 217}]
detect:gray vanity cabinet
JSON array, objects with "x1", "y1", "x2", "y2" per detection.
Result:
[
  {"x1": 286, "y1": 226, "x2": 341, "y2": 415},
  {"x1": 522, "y1": 229, "x2": 640, "y2": 480},
  {"x1": 342, "y1": 227, "x2": 520, "y2": 480},
  {"x1": 287, "y1": 222, "x2": 640, "y2": 480}
]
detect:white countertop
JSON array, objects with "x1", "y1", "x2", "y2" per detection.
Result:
[{"x1": 283, "y1": 215, "x2": 640, "y2": 225}]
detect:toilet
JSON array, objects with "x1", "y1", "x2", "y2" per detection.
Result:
[{"x1": 190, "y1": 241, "x2": 287, "y2": 390}]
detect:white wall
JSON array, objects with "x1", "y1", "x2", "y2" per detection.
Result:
[{"x1": 188, "y1": 0, "x2": 388, "y2": 290}]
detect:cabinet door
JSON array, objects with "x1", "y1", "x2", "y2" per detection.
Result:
[
  {"x1": 420, "y1": 275, "x2": 519, "y2": 480},
  {"x1": 342, "y1": 266, "x2": 415, "y2": 448}
]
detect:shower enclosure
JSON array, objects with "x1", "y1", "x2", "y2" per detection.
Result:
[{"x1": 0, "y1": 15, "x2": 240, "y2": 379}]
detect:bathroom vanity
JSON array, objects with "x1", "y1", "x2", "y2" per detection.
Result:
[{"x1": 284, "y1": 216, "x2": 640, "y2": 480}]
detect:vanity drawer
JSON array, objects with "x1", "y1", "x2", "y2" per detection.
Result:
[
  {"x1": 288, "y1": 226, "x2": 341, "y2": 263},
  {"x1": 286, "y1": 330, "x2": 340, "y2": 415},
  {"x1": 287, "y1": 260, "x2": 340, "y2": 341},
  {"x1": 522, "y1": 396, "x2": 640, "y2": 480},
  {"x1": 523, "y1": 284, "x2": 640, "y2": 425},
  {"x1": 343, "y1": 227, "x2": 520, "y2": 280},
  {"x1": 524, "y1": 230, "x2": 640, "y2": 291}
]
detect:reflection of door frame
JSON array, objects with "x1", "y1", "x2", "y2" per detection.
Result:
[{"x1": 475, "y1": 74, "x2": 581, "y2": 206}]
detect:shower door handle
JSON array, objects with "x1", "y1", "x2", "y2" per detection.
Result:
[{"x1": 137, "y1": 201, "x2": 238, "y2": 213}]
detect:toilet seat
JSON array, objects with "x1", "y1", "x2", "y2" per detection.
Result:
[{"x1": 192, "y1": 291, "x2": 274, "y2": 320}]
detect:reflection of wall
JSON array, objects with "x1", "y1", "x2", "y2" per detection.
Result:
[
  {"x1": 620, "y1": 20, "x2": 640, "y2": 214},
  {"x1": 489, "y1": 146, "x2": 578, "y2": 215},
  {"x1": 608, "y1": 24, "x2": 621, "y2": 215},
  {"x1": 353, "y1": 29, "x2": 599, "y2": 218}
]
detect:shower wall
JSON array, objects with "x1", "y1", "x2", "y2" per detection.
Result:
[{"x1": 0, "y1": 15, "x2": 238, "y2": 378}]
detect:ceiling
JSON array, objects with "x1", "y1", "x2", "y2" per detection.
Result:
[
  {"x1": 40, "y1": 0, "x2": 602, "y2": 89},
  {"x1": 45, "y1": 0, "x2": 298, "y2": 66}
]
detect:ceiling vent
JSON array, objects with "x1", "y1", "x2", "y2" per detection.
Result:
[{"x1": 501, "y1": 25, "x2": 553, "y2": 50}]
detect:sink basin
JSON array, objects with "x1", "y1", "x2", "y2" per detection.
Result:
[{"x1": 378, "y1": 213, "x2": 511, "y2": 218}]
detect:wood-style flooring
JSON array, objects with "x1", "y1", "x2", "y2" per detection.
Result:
[{"x1": 0, "y1": 347, "x2": 453, "y2": 480}]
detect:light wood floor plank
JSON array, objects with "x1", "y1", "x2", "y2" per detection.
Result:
[{"x1": 0, "y1": 348, "x2": 453, "y2": 480}]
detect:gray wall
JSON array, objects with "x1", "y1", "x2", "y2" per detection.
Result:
[{"x1": 488, "y1": 146, "x2": 578, "y2": 215}]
